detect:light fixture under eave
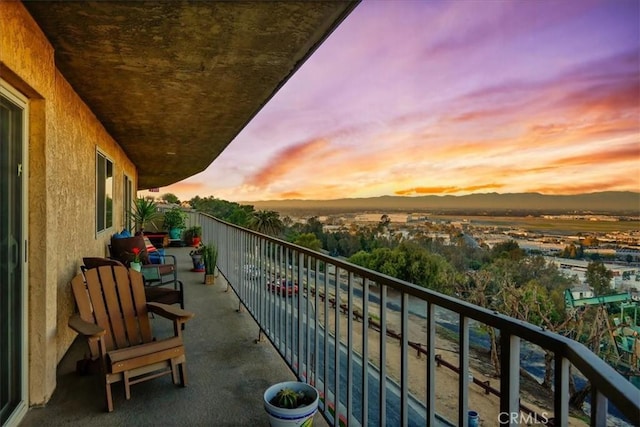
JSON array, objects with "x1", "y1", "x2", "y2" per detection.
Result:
[{"x1": 166, "y1": 151, "x2": 176, "y2": 155}]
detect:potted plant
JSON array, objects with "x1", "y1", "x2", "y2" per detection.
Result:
[
  {"x1": 129, "y1": 247, "x2": 142, "y2": 272},
  {"x1": 263, "y1": 381, "x2": 319, "y2": 427},
  {"x1": 163, "y1": 207, "x2": 187, "y2": 240},
  {"x1": 130, "y1": 197, "x2": 161, "y2": 234},
  {"x1": 184, "y1": 225, "x2": 202, "y2": 247},
  {"x1": 189, "y1": 243, "x2": 205, "y2": 272},
  {"x1": 201, "y1": 243, "x2": 218, "y2": 284}
]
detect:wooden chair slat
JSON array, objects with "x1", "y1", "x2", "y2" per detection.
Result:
[
  {"x1": 85, "y1": 267, "x2": 115, "y2": 350},
  {"x1": 71, "y1": 274, "x2": 100, "y2": 357},
  {"x1": 129, "y1": 270, "x2": 153, "y2": 343},
  {"x1": 113, "y1": 266, "x2": 144, "y2": 346},
  {"x1": 98, "y1": 266, "x2": 130, "y2": 349}
]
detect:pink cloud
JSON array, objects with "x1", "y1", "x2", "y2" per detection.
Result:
[{"x1": 245, "y1": 138, "x2": 330, "y2": 188}]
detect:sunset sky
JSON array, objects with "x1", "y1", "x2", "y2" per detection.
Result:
[{"x1": 144, "y1": 0, "x2": 640, "y2": 203}]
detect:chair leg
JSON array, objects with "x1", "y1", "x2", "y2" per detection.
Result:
[
  {"x1": 123, "y1": 370, "x2": 132, "y2": 400},
  {"x1": 179, "y1": 361, "x2": 188, "y2": 387},
  {"x1": 170, "y1": 359, "x2": 179, "y2": 384},
  {"x1": 105, "y1": 380, "x2": 114, "y2": 412}
]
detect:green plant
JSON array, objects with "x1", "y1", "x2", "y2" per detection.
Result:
[
  {"x1": 190, "y1": 242, "x2": 204, "y2": 257},
  {"x1": 163, "y1": 207, "x2": 187, "y2": 230},
  {"x1": 184, "y1": 225, "x2": 202, "y2": 240},
  {"x1": 130, "y1": 198, "x2": 161, "y2": 233},
  {"x1": 201, "y1": 243, "x2": 218, "y2": 275}
]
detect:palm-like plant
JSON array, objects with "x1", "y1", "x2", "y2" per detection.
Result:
[
  {"x1": 201, "y1": 243, "x2": 218, "y2": 275},
  {"x1": 130, "y1": 198, "x2": 161, "y2": 233},
  {"x1": 248, "y1": 210, "x2": 284, "y2": 236}
]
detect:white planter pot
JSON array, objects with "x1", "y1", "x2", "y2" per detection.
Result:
[{"x1": 263, "y1": 381, "x2": 319, "y2": 427}]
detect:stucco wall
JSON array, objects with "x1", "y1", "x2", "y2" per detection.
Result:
[{"x1": 0, "y1": 2, "x2": 137, "y2": 406}]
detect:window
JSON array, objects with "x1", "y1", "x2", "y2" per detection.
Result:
[
  {"x1": 96, "y1": 152, "x2": 113, "y2": 232},
  {"x1": 123, "y1": 175, "x2": 133, "y2": 232}
]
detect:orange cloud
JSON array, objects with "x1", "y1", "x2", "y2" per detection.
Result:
[
  {"x1": 278, "y1": 191, "x2": 304, "y2": 199},
  {"x1": 550, "y1": 144, "x2": 639, "y2": 167},
  {"x1": 245, "y1": 138, "x2": 330, "y2": 188},
  {"x1": 394, "y1": 183, "x2": 505, "y2": 195},
  {"x1": 395, "y1": 186, "x2": 456, "y2": 195}
]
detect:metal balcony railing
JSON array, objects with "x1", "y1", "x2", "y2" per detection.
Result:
[{"x1": 195, "y1": 212, "x2": 640, "y2": 427}]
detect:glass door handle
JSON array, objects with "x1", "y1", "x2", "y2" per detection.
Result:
[{"x1": 9, "y1": 235, "x2": 19, "y2": 270}]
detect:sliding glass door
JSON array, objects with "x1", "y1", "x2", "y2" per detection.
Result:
[{"x1": 0, "y1": 84, "x2": 26, "y2": 425}]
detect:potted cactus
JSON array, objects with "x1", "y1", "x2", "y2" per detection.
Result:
[{"x1": 263, "y1": 381, "x2": 319, "y2": 427}]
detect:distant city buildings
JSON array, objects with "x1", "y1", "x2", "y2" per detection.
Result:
[{"x1": 309, "y1": 210, "x2": 639, "y2": 297}]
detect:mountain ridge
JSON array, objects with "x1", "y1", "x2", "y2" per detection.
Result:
[{"x1": 242, "y1": 191, "x2": 640, "y2": 214}]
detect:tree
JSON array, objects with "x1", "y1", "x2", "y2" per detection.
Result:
[
  {"x1": 293, "y1": 233, "x2": 322, "y2": 252},
  {"x1": 585, "y1": 261, "x2": 613, "y2": 295},
  {"x1": 303, "y1": 216, "x2": 324, "y2": 236},
  {"x1": 248, "y1": 210, "x2": 284, "y2": 237},
  {"x1": 160, "y1": 193, "x2": 180, "y2": 204},
  {"x1": 490, "y1": 240, "x2": 525, "y2": 261},
  {"x1": 189, "y1": 196, "x2": 254, "y2": 225},
  {"x1": 225, "y1": 205, "x2": 253, "y2": 227}
]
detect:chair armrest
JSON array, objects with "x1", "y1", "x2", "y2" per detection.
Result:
[
  {"x1": 147, "y1": 302, "x2": 194, "y2": 323},
  {"x1": 68, "y1": 314, "x2": 105, "y2": 338},
  {"x1": 161, "y1": 254, "x2": 177, "y2": 265},
  {"x1": 141, "y1": 264, "x2": 162, "y2": 281},
  {"x1": 148, "y1": 253, "x2": 177, "y2": 266}
]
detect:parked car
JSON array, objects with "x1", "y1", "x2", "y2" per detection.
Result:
[
  {"x1": 268, "y1": 278, "x2": 298, "y2": 296},
  {"x1": 244, "y1": 264, "x2": 261, "y2": 279}
]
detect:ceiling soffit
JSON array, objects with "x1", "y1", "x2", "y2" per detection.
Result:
[{"x1": 23, "y1": 1, "x2": 358, "y2": 189}]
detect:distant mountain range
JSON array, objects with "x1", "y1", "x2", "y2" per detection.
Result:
[{"x1": 244, "y1": 191, "x2": 640, "y2": 215}]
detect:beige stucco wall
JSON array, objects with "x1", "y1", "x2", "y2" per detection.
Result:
[{"x1": 0, "y1": 2, "x2": 137, "y2": 406}]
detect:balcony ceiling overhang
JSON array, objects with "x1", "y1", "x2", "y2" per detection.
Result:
[{"x1": 23, "y1": 1, "x2": 358, "y2": 189}]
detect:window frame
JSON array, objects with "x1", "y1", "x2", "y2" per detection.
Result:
[
  {"x1": 123, "y1": 174, "x2": 133, "y2": 233},
  {"x1": 96, "y1": 150, "x2": 114, "y2": 234}
]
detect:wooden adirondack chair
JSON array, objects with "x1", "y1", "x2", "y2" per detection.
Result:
[{"x1": 68, "y1": 265, "x2": 194, "y2": 412}]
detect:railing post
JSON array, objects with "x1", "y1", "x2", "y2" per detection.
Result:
[
  {"x1": 362, "y1": 277, "x2": 370, "y2": 427},
  {"x1": 553, "y1": 355, "x2": 569, "y2": 426},
  {"x1": 347, "y1": 272, "x2": 354, "y2": 424},
  {"x1": 401, "y1": 292, "x2": 409, "y2": 427},
  {"x1": 459, "y1": 315, "x2": 469, "y2": 427},
  {"x1": 590, "y1": 387, "x2": 607, "y2": 426},
  {"x1": 426, "y1": 301, "x2": 435, "y2": 427},
  {"x1": 499, "y1": 332, "x2": 520, "y2": 426},
  {"x1": 322, "y1": 260, "x2": 329, "y2": 420},
  {"x1": 379, "y1": 285, "x2": 387, "y2": 427},
  {"x1": 334, "y1": 266, "x2": 341, "y2": 424}
]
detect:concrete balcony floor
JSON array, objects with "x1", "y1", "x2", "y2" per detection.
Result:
[{"x1": 20, "y1": 246, "x2": 328, "y2": 427}]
